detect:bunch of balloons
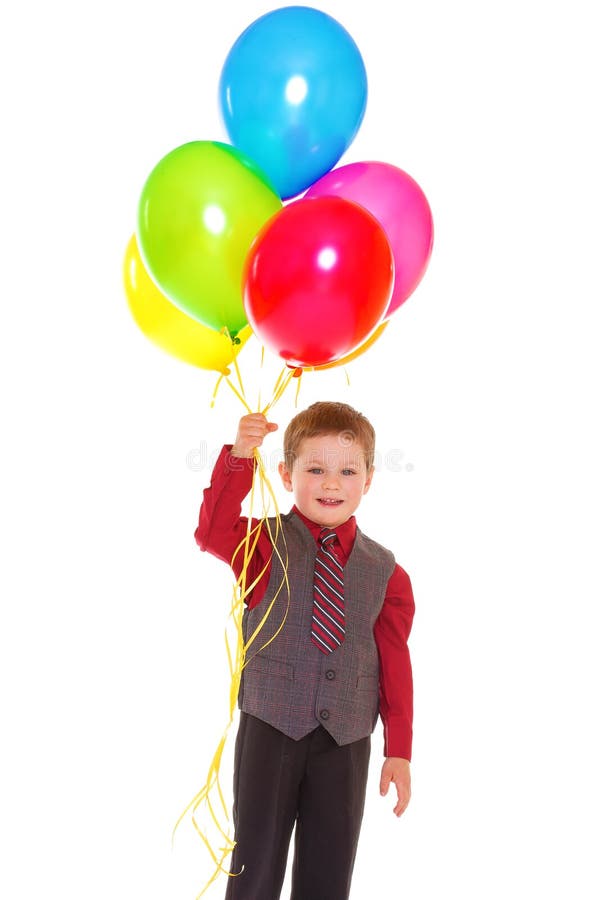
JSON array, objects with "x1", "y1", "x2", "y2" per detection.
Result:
[{"x1": 124, "y1": 5, "x2": 433, "y2": 373}]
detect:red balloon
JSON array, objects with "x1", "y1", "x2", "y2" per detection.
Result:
[{"x1": 243, "y1": 196, "x2": 394, "y2": 367}]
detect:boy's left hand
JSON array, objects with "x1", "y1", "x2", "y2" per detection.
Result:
[{"x1": 380, "y1": 757, "x2": 411, "y2": 817}]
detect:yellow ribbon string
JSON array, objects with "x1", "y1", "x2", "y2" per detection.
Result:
[
  {"x1": 256, "y1": 345, "x2": 265, "y2": 414},
  {"x1": 229, "y1": 337, "x2": 247, "y2": 404},
  {"x1": 261, "y1": 366, "x2": 296, "y2": 415},
  {"x1": 295, "y1": 369, "x2": 304, "y2": 406},
  {"x1": 223, "y1": 375, "x2": 253, "y2": 413},
  {"x1": 210, "y1": 373, "x2": 225, "y2": 409},
  {"x1": 174, "y1": 354, "x2": 299, "y2": 899}
]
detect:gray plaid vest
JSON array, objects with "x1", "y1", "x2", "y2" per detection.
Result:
[{"x1": 239, "y1": 511, "x2": 395, "y2": 746}]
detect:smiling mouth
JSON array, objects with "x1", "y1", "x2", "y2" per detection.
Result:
[{"x1": 318, "y1": 498, "x2": 343, "y2": 505}]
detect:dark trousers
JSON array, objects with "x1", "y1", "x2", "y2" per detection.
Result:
[{"x1": 224, "y1": 713, "x2": 371, "y2": 900}]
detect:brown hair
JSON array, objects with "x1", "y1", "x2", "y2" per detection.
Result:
[{"x1": 283, "y1": 401, "x2": 376, "y2": 471}]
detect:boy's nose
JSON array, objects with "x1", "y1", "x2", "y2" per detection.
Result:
[{"x1": 322, "y1": 474, "x2": 340, "y2": 490}]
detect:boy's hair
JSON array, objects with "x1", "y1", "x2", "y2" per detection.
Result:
[{"x1": 283, "y1": 401, "x2": 376, "y2": 471}]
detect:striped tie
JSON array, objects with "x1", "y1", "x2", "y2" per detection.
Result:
[{"x1": 311, "y1": 528, "x2": 345, "y2": 654}]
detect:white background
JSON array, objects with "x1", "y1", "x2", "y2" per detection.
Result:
[{"x1": 2, "y1": 0, "x2": 599, "y2": 897}]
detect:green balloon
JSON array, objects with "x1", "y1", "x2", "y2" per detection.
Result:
[{"x1": 137, "y1": 141, "x2": 282, "y2": 337}]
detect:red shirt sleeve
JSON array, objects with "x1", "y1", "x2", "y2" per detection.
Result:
[
  {"x1": 194, "y1": 445, "x2": 273, "y2": 608},
  {"x1": 374, "y1": 564, "x2": 415, "y2": 760}
]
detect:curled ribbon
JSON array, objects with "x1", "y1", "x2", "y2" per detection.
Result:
[{"x1": 174, "y1": 344, "x2": 302, "y2": 897}]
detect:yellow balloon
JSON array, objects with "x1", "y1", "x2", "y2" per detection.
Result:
[
  {"x1": 123, "y1": 235, "x2": 251, "y2": 373},
  {"x1": 313, "y1": 321, "x2": 389, "y2": 370}
]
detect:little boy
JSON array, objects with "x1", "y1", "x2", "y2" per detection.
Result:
[{"x1": 196, "y1": 401, "x2": 414, "y2": 900}]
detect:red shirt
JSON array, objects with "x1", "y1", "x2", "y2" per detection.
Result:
[{"x1": 195, "y1": 446, "x2": 415, "y2": 760}]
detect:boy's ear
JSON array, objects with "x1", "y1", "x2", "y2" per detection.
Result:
[
  {"x1": 278, "y1": 460, "x2": 293, "y2": 492},
  {"x1": 363, "y1": 468, "x2": 374, "y2": 495}
]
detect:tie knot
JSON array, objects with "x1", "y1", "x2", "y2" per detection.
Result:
[{"x1": 319, "y1": 527, "x2": 337, "y2": 546}]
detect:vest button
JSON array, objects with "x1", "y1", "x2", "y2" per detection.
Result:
[
  {"x1": 325, "y1": 670, "x2": 335, "y2": 680},
  {"x1": 319, "y1": 709, "x2": 330, "y2": 721}
]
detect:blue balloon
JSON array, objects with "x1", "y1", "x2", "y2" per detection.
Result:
[{"x1": 219, "y1": 6, "x2": 368, "y2": 200}]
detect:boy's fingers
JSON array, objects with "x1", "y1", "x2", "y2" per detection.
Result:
[
  {"x1": 244, "y1": 413, "x2": 275, "y2": 425},
  {"x1": 393, "y1": 789, "x2": 410, "y2": 817},
  {"x1": 242, "y1": 422, "x2": 270, "y2": 434},
  {"x1": 379, "y1": 772, "x2": 391, "y2": 796},
  {"x1": 395, "y1": 781, "x2": 411, "y2": 815},
  {"x1": 241, "y1": 416, "x2": 278, "y2": 432}
]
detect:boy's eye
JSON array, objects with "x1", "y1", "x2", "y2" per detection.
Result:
[
  {"x1": 308, "y1": 467, "x2": 323, "y2": 474},
  {"x1": 342, "y1": 469, "x2": 356, "y2": 476}
]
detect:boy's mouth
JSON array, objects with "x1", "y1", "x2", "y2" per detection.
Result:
[{"x1": 318, "y1": 498, "x2": 343, "y2": 506}]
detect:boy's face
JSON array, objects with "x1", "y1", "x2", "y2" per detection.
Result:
[{"x1": 278, "y1": 433, "x2": 373, "y2": 528}]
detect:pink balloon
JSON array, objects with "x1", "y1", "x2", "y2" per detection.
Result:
[{"x1": 306, "y1": 161, "x2": 433, "y2": 315}]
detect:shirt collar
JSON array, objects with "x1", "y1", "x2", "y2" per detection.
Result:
[{"x1": 291, "y1": 505, "x2": 357, "y2": 557}]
